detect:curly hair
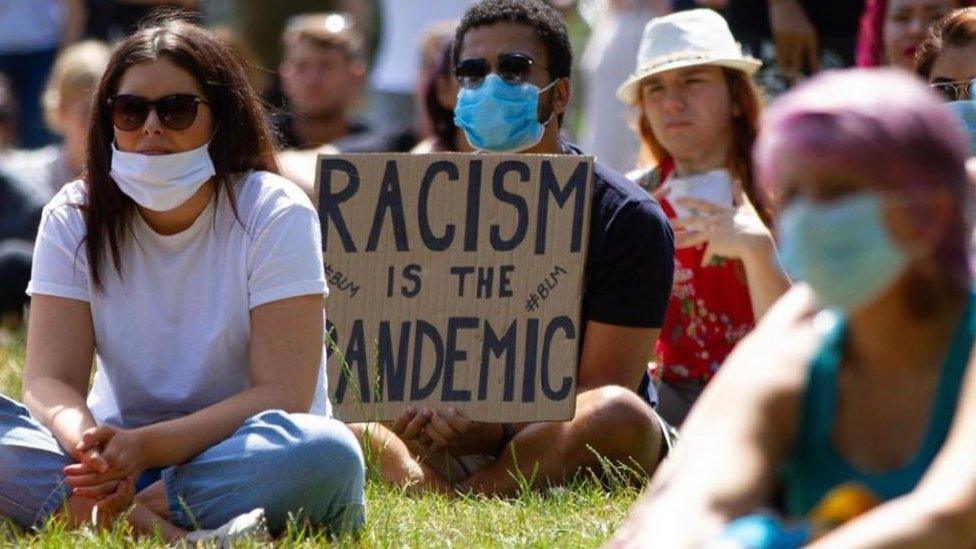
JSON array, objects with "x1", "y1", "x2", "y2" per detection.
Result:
[
  {"x1": 451, "y1": 0, "x2": 572, "y2": 81},
  {"x1": 916, "y1": 7, "x2": 976, "y2": 78}
]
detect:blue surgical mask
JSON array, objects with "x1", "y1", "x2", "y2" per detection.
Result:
[
  {"x1": 777, "y1": 193, "x2": 908, "y2": 312},
  {"x1": 945, "y1": 100, "x2": 976, "y2": 157},
  {"x1": 454, "y1": 74, "x2": 557, "y2": 153}
]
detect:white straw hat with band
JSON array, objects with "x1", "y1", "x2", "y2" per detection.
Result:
[{"x1": 616, "y1": 9, "x2": 761, "y2": 105}]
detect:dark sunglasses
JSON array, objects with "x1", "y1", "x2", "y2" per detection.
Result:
[
  {"x1": 930, "y1": 78, "x2": 976, "y2": 102},
  {"x1": 454, "y1": 53, "x2": 539, "y2": 89},
  {"x1": 106, "y1": 93, "x2": 209, "y2": 131}
]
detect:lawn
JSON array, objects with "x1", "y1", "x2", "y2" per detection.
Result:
[{"x1": 0, "y1": 330, "x2": 640, "y2": 547}]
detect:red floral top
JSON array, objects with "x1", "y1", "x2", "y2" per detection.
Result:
[{"x1": 631, "y1": 163, "x2": 756, "y2": 383}]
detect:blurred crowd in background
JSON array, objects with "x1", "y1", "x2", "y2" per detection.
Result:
[
  {"x1": 2, "y1": 0, "x2": 964, "y2": 327},
  {"x1": 1, "y1": 0, "x2": 935, "y2": 176}
]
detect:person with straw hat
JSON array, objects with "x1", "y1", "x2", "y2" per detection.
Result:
[{"x1": 618, "y1": 9, "x2": 790, "y2": 427}]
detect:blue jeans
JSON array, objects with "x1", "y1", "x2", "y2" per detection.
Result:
[{"x1": 0, "y1": 394, "x2": 365, "y2": 536}]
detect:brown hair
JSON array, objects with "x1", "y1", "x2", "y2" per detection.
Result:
[
  {"x1": 83, "y1": 16, "x2": 279, "y2": 289},
  {"x1": 282, "y1": 13, "x2": 365, "y2": 62},
  {"x1": 916, "y1": 7, "x2": 976, "y2": 78},
  {"x1": 636, "y1": 67, "x2": 770, "y2": 224}
]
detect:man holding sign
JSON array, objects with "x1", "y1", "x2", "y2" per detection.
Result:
[{"x1": 347, "y1": 0, "x2": 674, "y2": 495}]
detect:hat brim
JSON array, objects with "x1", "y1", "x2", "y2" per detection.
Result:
[{"x1": 616, "y1": 57, "x2": 762, "y2": 105}]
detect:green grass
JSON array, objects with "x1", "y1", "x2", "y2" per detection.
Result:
[{"x1": 0, "y1": 330, "x2": 639, "y2": 547}]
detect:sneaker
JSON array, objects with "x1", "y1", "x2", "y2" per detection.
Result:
[{"x1": 183, "y1": 508, "x2": 270, "y2": 547}]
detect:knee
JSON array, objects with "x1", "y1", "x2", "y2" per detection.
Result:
[
  {"x1": 585, "y1": 385, "x2": 660, "y2": 448},
  {"x1": 289, "y1": 416, "x2": 366, "y2": 497},
  {"x1": 292, "y1": 417, "x2": 366, "y2": 535},
  {"x1": 249, "y1": 414, "x2": 365, "y2": 534}
]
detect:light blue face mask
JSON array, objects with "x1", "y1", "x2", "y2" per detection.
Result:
[
  {"x1": 777, "y1": 193, "x2": 908, "y2": 312},
  {"x1": 945, "y1": 99, "x2": 976, "y2": 157},
  {"x1": 454, "y1": 74, "x2": 557, "y2": 153}
]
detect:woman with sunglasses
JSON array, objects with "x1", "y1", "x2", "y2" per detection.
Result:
[
  {"x1": 611, "y1": 68, "x2": 976, "y2": 548},
  {"x1": 618, "y1": 10, "x2": 790, "y2": 426},
  {"x1": 917, "y1": 8, "x2": 976, "y2": 104},
  {"x1": 0, "y1": 17, "x2": 365, "y2": 542},
  {"x1": 917, "y1": 7, "x2": 976, "y2": 168}
]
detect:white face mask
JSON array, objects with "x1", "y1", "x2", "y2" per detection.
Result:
[
  {"x1": 664, "y1": 169, "x2": 734, "y2": 218},
  {"x1": 110, "y1": 141, "x2": 216, "y2": 211}
]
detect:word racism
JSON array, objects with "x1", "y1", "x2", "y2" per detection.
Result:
[{"x1": 318, "y1": 154, "x2": 593, "y2": 423}]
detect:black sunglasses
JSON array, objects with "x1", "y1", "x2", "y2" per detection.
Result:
[
  {"x1": 106, "y1": 93, "x2": 209, "y2": 131},
  {"x1": 454, "y1": 53, "x2": 540, "y2": 89}
]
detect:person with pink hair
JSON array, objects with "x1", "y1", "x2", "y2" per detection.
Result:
[
  {"x1": 607, "y1": 68, "x2": 976, "y2": 547},
  {"x1": 856, "y1": 0, "x2": 974, "y2": 70}
]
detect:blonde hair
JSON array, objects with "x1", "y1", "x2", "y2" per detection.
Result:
[
  {"x1": 282, "y1": 12, "x2": 364, "y2": 62},
  {"x1": 42, "y1": 40, "x2": 111, "y2": 134}
]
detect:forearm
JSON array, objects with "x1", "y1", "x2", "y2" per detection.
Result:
[
  {"x1": 23, "y1": 376, "x2": 97, "y2": 459},
  {"x1": 740, "y1": 238, "x2": 791, "y2": 319},
  {"x1": 136, "y1": 383, "x2": 309, "y2": 468},
  {"x1": 808, "y1": 495, "x2": 976, "y2": 549},
  {"x1": 613, "y1": 459, "x2": 739, "y2": 548}
]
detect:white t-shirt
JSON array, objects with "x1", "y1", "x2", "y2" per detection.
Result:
[{"x1": 27, "y1": 171, "x2": 331, "y2": 428}]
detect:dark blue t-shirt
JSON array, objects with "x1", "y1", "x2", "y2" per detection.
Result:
[{"x1": 564, "y1": 143, "x2": 674, "y2": 330}]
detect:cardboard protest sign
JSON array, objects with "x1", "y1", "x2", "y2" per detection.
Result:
[{"x1": 316, "y1": 153, "x2": 593, "y2": 423}]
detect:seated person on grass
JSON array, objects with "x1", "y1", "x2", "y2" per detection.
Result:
[
  {"x1": 351, "y1": 0, "x2": 676, "y2": 496},
  {"x1": 610, "y1": 69, "x2": 976, "y2": 548},
  {"x1": 0, "y1": 17, "x2": 364, "y2": 543}
]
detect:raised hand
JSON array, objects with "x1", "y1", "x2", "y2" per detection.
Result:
[
  {"x1": 671, "y1": 196, "x2": 773, "y2": 267},
  {"x1": 768, "y1": 0, "x2": 819, "y2": 80}
]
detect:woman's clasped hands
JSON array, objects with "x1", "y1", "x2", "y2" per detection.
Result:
[{"x1": 62, "y1": 425, "x2": 145, "y2": 523}]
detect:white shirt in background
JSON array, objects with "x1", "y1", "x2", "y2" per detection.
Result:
[
  {"x1": 580, "y1": 0, "x2": 669, "y2": 173},
  {"x1": 4, "y1": 145, "x2": 75, "y2": 201},
  {"x1": 370, "y1": 0, "x2": 479, "y2": 94}
]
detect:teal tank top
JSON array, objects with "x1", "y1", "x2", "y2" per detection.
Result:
[{"x1": 782, "y1": 291, "x2": 976, "y2": 517}]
